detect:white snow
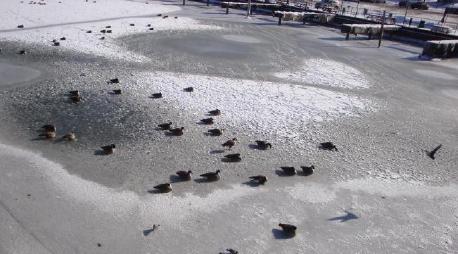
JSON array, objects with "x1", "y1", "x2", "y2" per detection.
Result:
[
  {"x1": 274, "y1": 58, "x2": 370, "y2": 89},
  {"x1": 0, "y1": 0, "x2": 222, "y2": 62},
  {"x1": 133, "y1": 71, "x2": 373, "y2": 140}
]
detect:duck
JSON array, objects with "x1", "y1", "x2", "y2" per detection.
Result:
[
  {"x1": 176, "y1": 170, "x2": 192, "y2": 181},
  {"x1": 100, "y1": 36, "x2": 105, "y2": 40},
  {"x1": 68, "y1": 90, "x2": 80, "y2": 96},
  {"x1": 200, "y1": 170, "x2": 221, "y2": 182},
  {"x1": 183, "y1": 87, "x2": 194, "y2": 92},
  {"x1": 255, "y1": 140, "x2": 272, "y2": 150},
  {"x1": 86, "y1": 30, "x2": 92, "y2": 33},
  {"x1": 278, "y1": 223, "x2": 296, "y2": 237},
  {"x1": 53, "y1": 41, "x2": 60, "y2": 46},
  {"x1": 60, "y1": 37, "x2": 66, "y2": 41},
  {"x1": 200, "y1": 118, "x2": 214, "y2": 125},
  {"x1": 100, "y1": 29, "x2": 106, "y2": 33},
  {"x1": 18, "y1": 49, "x2": 26, "y2": 55},
  {"x1": 208, "y1": 109, "x2": 221, "y2": 116},
  {"x1": 106, "y1": 30, "x2": 112, "y2": 33},
  {"x1": 129, "y1": 23, "x2": 135, "y2": 26},
  {"x1": 280, "y1": 166, "x2": 296, "y2": 176},
  {"x1": 222, "y1": 138, "x2": 237, "y2": 149},
  {"x1": 157, "y1": 122, "x2": 172, "y2": 130},
  {"x1": 208, "y1": 128, "x2": 223, "y2": 136},
  {"x1": 151, "y1": 93, "x2": 162, "y2": 99},
  {"x1": 17, "y1": 25, "x2": 24, "y2": 29},
  {"x1": 112, "y1": 89, "x2": 122, "y2": 95},
  {"x1": 108, "y1": 78, "x2": 119, "y2": 84},
  {"x1": 169, "y1": 127, "x2": 184, "y2": 136},
  {"x1": 148, "y1": 27, "x2": 154, "y2": 31},
  {"x1": 70, "y1": 95, "x2": 81, "y2": 103},
  {"x1": 249, "y1": 175, "x2": 267, "y2": 185},
  {"x1": 41, "y1": 124, "x2": 56, "y2": 133},
  {"x1": 105, "y1": 25, "x2": 111, "y2": 28},
  {"x1": 62, "y1": 132, "x2": 76, "y2": 141},
  {"x1": 153, "y1": 183, "x2": 172, "y2": 193},
  {"x1": 162, "y1": 15, "x2": 169, "y2": 19},
  {"x1": 300, "y1": 165, "x2": 314, "y2": 176},
  {"x1": 39, "y1": 131, "x2": 56, "y2": 139},
  {"x1": 224, "y1": 153, "x2": 241, "y2": 162},
  {"x1": 147, "y1": 24, "x2": 151, "y2": 27},
  {"x1": 319, "y1": 142, "x2": 337, "y2": 151},
  {"x1": 101, "y1": 144, "x2": 115, "y2": 155},
  {"x1": 426, "y1": 144, "x2": 442, "y2": 160}
]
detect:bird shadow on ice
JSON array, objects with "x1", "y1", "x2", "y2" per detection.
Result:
[
  {"x1": 94, "y1": 150, "x2": 107, "y2": 156},
  {"x1": 248, "y1": 144, "x2": 261, "y2": 150},
  {"x1": 210, "y1": 149, "x2": 225, "y2": 154},
  {"x1": 274, "y1": 170, "x2": 291, "y2": 177},
  {"x1": 328, "y1": 210, "x2": 359, "y2": 222},
  {"x1": 272, "y1": 229, "x2": 294, "y2": 240},
  {"x1": 242, "y1": 181, "x2": 260, "y2": 187},
  {"x1": 169, "y1": 175, "x2": 186, "y2": 183}
]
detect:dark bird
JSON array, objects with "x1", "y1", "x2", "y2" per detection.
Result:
[
  {"x1": 100, "y1": 36, "x2": 105, "y2": 40},
  {"x1": 280, "y1": 167, "x2": 296, "y2": 176},
  {"x1": 17, "y1": 25, "x2": 24, "y2": 29},
  {"x1": 224, "y1": 153, "x2": 241, "y2": 162},
  {"x1": 129, "y1": 23, "x2": 135, "y2": 26},
  {"x1": 108, "y1": 78, "x2": 119, "y2": 84},
  {"x1": 319, "y1": 142, "x2": 338, "y2": 151},
  {"x1": 222, "y1": 138, "x2": 237, "y2": 149},
  {"x1": 151, "y1": 93, "x2": 162, "y2": 99},
  {"x1": 255, "y1": 140, "x2": 272, "y2": 150},
  {"x1": 157, "y1": 14, "x2": 162, "y2": 16},
  {"x1": 60, "y1": 37, "x2": 66, "y2": 40},
  {"x1": 200, "y1": 118, "x2": 214, "y2": 125},
  {"x1": 146, "y1": 24, "x2": 151, "y2": 27},
  {"x1": 169, "y1": 127, "x2": 184, "y2": 136},
  {"x1": 70, "y1": 95, "x2": 81, "y2": 103},
  {"x1": 157, "y1": 122, "x2": 172, "y2": 130},
  {"x1": 143, "y1": 224, "x2": 160, "y2": 236},
  {"x1": 162, "y1": 15, "x2": 169, "y2": 19},
  {"x1": 300, "y1": 165, "x2": 314, "y2": 176},
  {"x1": 200, "y1": 170, "x2": 221, "y2": 182},
  {"x1": 153, "y1": 183, "x2": 172, "y2": 193},
  {"x1": 62, "y1": 132, "x2": 76, "y2": 141},
  {"x1": 426, "y1": 144, "x2": 442, "y2": 160},
  {"x1": 53, "y1": 41, "x2": 60, "y2": 46},
  {"x1": 112, "y1": 89, "x2": 122, "y2": 95},
  {"x1": 249, "y1": 175, "x2": 268, "y2": 185},
  {"x1": 86, "y1": 30, "x2": 92, "y2": 33},
  {"x1": 183, "y1": 87, "x2": 194, "y2": 92},
  {"x1": 208, "y1": 109, "x2": 221, "y2": 116},
  {"x1": 148, "y1": 27, "x2": 154, "y2": 31},
  {"x1": 105, "y1": 25, "x2": 111, "y2": 28},
  {"x1": 219, "y1": 249, "x2": 238, "y2": 254},
  {"x1": 174, "y1": 16, "x2": 178, "y2": 19},
  {"x1": 328, "y1": 210, "x2": 358, "y2": 222},
  {"x1": 208, "y1": 128, "x2": 223, "y2": 136},
  {"x1": 100, "y1": 29, "x2": 106, "y2": 33},
  {"x1": 18, "y1": 49, "x2": 26, "y2": 55},
  {"x1": 69, "y1": 90, "x2": 80, "y2": 96},
  {"x1": 176, "y1": 170, "x2": 192, "y2": 181},
  {"x1": 106, "y1": 30, "x2": 112, "y2": 33},
  {"x1": 41, "y1": 124, "x2": 56, "y2": 133},
  {"x1": 101, "y1": 144, "x2": 115, "y2": 155},
  {"x1": 278, "y1": 223, "x2": 297, "y2": 237}
]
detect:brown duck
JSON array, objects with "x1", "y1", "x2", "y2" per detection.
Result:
[
  {"x1": 208, "y1": 128, "x2": 223, "y2": 136},
  {"x1": 153, "y1": 183, "x2": 172, "y2": 193},
  {"x1": 200, "y1": 118, "x2": 214, "y2": 125},
  {"x1": 222, "y1": 138, "x2": 237, "y2": 149},
  {"x1": 169, "y1": 127, "x2": 184, "y2": 136},
  {"x1": 176, "y1": 170, "x2": 192, "y2": 181},
  {"x1": 200, "y1": 170, "x2": 221, "y2": 182},
  {"x1": 101, "y1": 144, "x2": 115, "y2": 155},
  {"x1": 157, "y1": 122, "x2": 172, "y2": 130},
  {"x1": 249, "y1": 175, "x2": 267, "y2": 185}
]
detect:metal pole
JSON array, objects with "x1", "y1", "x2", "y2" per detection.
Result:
[
  {"x1": 355, "y1": 1, "x2": 359, "y2": 17},
  {"x1": 403, "y1": 2, "x2": 408, "y2": 24},
  {"x1": 182, "y1": 0, "x2": 185, "y2": 5},
  {"x1": 378, "y1": 10, "x2": 385, "y2": 48}
]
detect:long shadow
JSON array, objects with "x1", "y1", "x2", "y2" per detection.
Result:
[
  {"x1": 94, "y1": 150, "x2": 108, "y2": 156},
  {"x1": 272, "y1": 229, "x2": 294, "y2": 239},
  {"x1": 169, "y1": 174, "x2": 191, "y2": 183},
  {"x1": 210, "y1": 149, "x2": 225, "y2": 154},
  {"x1": 242, "y1": 180, "x2": 261, "y2": 187},
  {"x1": 275, "y1": 170, "x2": 295, "y2": 177},
  {"x1": 328, "y1": 210, "x2": 359, "y2": 222}
]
